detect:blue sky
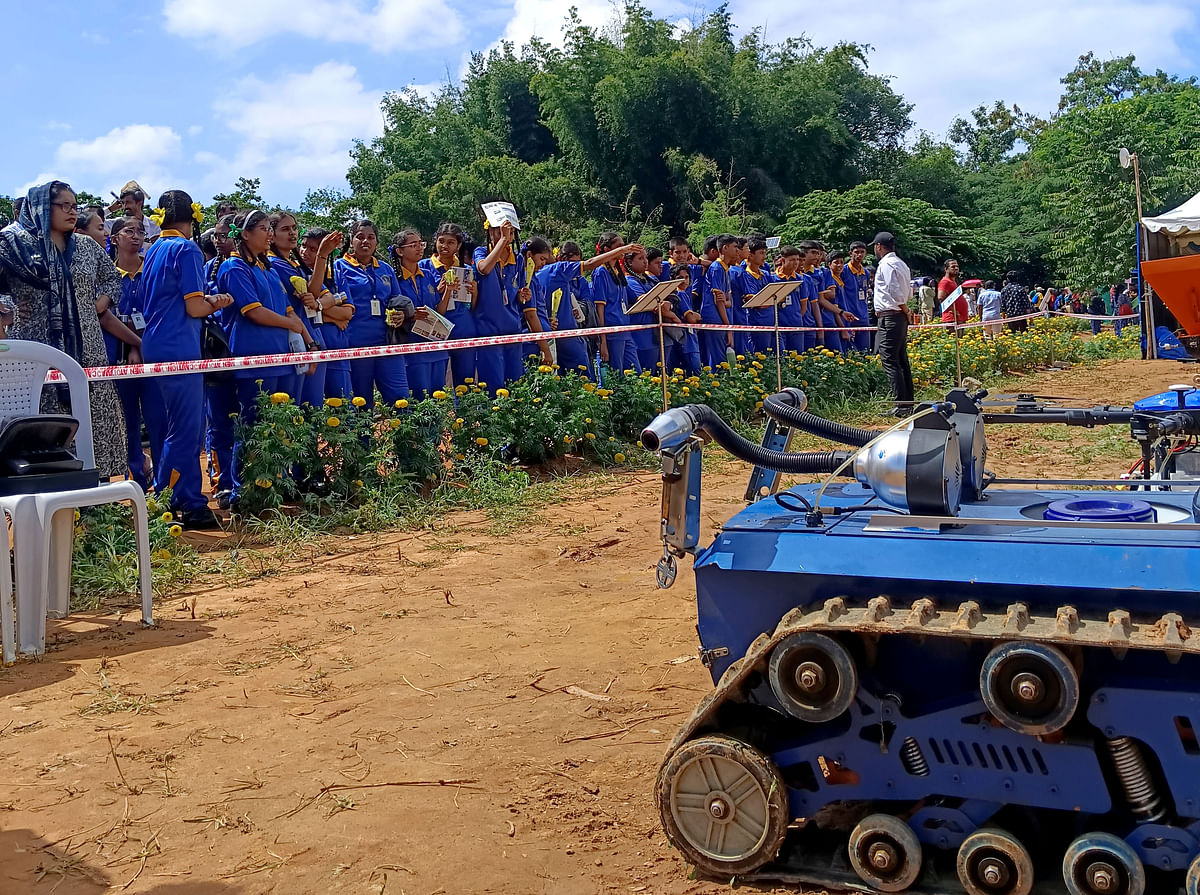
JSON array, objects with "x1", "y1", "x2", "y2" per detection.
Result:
[{"x1": 3, "y1": 0, "x2": 1198, "y2": 209}]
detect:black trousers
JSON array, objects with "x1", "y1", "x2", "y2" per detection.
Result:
[{"x1": 876, "y1": 313, "x2": 913, "y2": 407}]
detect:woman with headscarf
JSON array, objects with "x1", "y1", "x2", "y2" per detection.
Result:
[{"x1": 0, "y1": 181, "x2": 127, "y2": 477}]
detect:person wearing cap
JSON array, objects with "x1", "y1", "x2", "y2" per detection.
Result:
[
  {"x1": 110, "y1": 181, "x2": 161, "y2": 244},
  {"x1": 871, "y1": 232, "x2": 914, "y2": 417}
]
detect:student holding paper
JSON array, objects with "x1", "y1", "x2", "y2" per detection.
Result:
[
  {"x1": 699, "y1": 235, "x2": 738, "y2": 369},
  {"x1": 419, "y1": 223, "x2": 478, "y2": 388},
  {"x1": 774, "y1": 246, "x2": 807, "y2": 354},
  {"x1": 533, "y1": 238, "x2": 634, "y2": 379},
  {"x1": 734, "y1": 236, "x2": 775, "y2": 354},
  {"x1": 473, "y1": 219, "x2": 524, "y2": 393},
  {"x1": 392, "y1": 228, "x2": 450, "y2": 400},
  {"x1": 592, "y1": 231, "x2": 640, "y2": 374},
  {"x1": 625, "y1": 246, "x2": 662, "y2": 372}
]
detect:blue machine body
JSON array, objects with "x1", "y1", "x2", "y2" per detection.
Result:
[
  {"x1": 1134, "y1": 386, "x2": 1200, "y2": 411},
  {"x1": 694, "y1": 482, "x2": 1200, "y2": 684}
]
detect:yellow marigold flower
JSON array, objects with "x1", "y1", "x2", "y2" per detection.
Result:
[
  {"x1": 255, "y1": 477, "x2": 272, "y2": 488},
  {"x1": 153, "y1": 548, "x2": 171, "y2": 561},
  {"x1": 327, "y1": 416, "x2": 341, "y2": 427},
  {"x1": 564, "y1": 435, "x2": 573, "y2": 444},
  {"x1": 390, "y1": 418, "x2": 402, "y2": 429},
  {"x1": 432, "y1": 390, "x2": 448, "y2": 400},
  {"x1": 492, "y1": 405, "x2": 500, "y2": 411},
  {"x1": 325, "y1": 396, "x2": 343, "y2": 408},
  {"x1": 352, "y1": 395, "x2": 367, "y2": 407},
  {"x1": 475, "y1": 437, "x2": 489, "y2": 446},
  {"x1": 455, "y1": 385, "x2": 467, "y2": 395},
  {"x1": 169, "y1": 524, "x2": 183, "y2": 538},
  {"x1": 496, "y1": 388, "x2": 510, "y2": 398},
  {"x1": 533, "y1": 397, "x2": 542, "y2": 404},
  {"x1": 537, "y1": 364, "x2": 553, "y2": 374},
  {"x1": 456, "y1": 452, "x2": 466, "y2": 460},
  {"x1": 270, "y1": 392, "x2": 290, "y2": 404},
  {"x1": 613, "y1": 452, "x2": 626, "y2": 463},
  {"x1": 160, "y1": 512, "x2": 173, "y2": 523},
  {"x1": 585, "y1": 432, "x2": 596, "y2": 440},
  {"x1": 584, "y1": 417, "x2": 592, "y2": 423},
  {"x1": 395, "y1": 398, "x2": 408, "y2": 409},
  {"x1": 736, "y1": 354, "x2": 745, "y2": 361},
  {"x1": 477, "y1": 382, "x2": 487, "y2": 389},
  {"x1": 354, "y1": 479, "x2": 363, "y2": 488},
  {"x1": 292, "y1": 415, "x2": 304, "y2": 425},
  {"x1": 464, "y1": 377, "x2": 474, "y2": 384}
]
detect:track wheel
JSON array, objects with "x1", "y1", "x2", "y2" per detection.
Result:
[
  {"x1": 1062, "y1": 832, "x2": 1145, "y2": 895},
  {"x1": 657, "y1": 735, "x2": 789, "y2": 877},
  {"x1": 980, "y1": 641, "x2": 1079, "y2": 735},
  {"x1": 1187, "y1": 852, "x2": 1200, "y2": 895},
  {"x1": 956, "y1": 827, "x2": 1034, "y2": 895},
  {"x1": 767, "y1": 632, "x2": 857, "y2": 722},
  {"x1": 848, "y1": 813, "x2": 923, "y2": 892}
]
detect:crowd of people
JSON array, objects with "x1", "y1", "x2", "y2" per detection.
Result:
[{"x1": 0, "y1": 179, "x2": 1135, "y2": 528}]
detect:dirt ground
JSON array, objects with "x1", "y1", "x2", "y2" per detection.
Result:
[{"x1": 1, "y1": 358, "x2": 1193, "y2": 895}]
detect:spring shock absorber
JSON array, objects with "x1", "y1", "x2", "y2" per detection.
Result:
[
  {"x1": 1106, "y1": 737, "x2": 1167, "y2": 822},
  {"x1": 900, "y1": 737, "x2": 930, "y2": 777}
]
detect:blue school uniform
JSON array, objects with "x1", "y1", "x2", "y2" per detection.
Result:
[
  {"x1": 699, "y1": 260, "x2": 733, "y2": 369},
  {"x1": 397, "y1": 263, "x2": 447, "y2": 400},
  {"x1": 335, "y1": 255, "x2": 409, "y2": 407},
  {"x1": 532, "y1": 260, "x2": 592, "y2": 379},
  {"x1": 520, "y1": 262, "x2": 552, "y2": 370},
  {"x1": 140, "y1": 230, "x2": 209, "y2": 513},
  {"x1": 799, "y1": 271, "x2": 820, "y2": 352},
  {"x1": 663, "y1": 285, "x2": 702, "y2": 375},
  {"x1": 200, "y1": 252, "x2": 237, "y2": 492},
  {"x1": 734, "y1": 265, "x2": 776, "y2": 354},
  {"x1": 812, "y1": 266, "x2": 843, "y2": 351},
  {"x1": 592, "y1": 265, "x2": 639, "y2": 375},
  {"x1": 472, "y1": 244, "x2": 524, "y2": 393},
  {"x1": 218, "y1": 256, "x2": 294, "y2": 503},
  {"x1": 774, "y1": 271, "x2": 807, "y2": 354},
  {"x1": 269, "y1": 252, "x2": 325, "y2": 404},
  {"x1": 104, "y1": 263, "x2": 166, "y2": 492},
  {"x1": 626, "y1": 271, "x2": 662, "y2": 372},
  {"x1": 420, "y1": 256, "x2": 477, "y2": 388},
  {"x1": 309, "y1": 268, "x2": 351, "y2": 399},
  {"x1": 842, "y1": 263, "x2": 873, "y2": 351}
]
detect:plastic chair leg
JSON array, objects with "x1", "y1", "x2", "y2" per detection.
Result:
[
  {"x1": 1, "y1": 508, "x2": 15, "y2": 665},
  {"x1": 11, "y1": 496, "x2": 48, "y2": 656},
  {"x1": 46, "y1": 506, "x2": 74, "y2": 618}
]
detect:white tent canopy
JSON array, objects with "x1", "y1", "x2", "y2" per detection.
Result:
[{"x1": 1143, "y1": 191, "x2": 1200, "y2": 236}]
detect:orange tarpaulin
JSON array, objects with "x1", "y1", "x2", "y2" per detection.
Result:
[{"x1": 1141, "y1": 255, "x2": 1200, "y2": 335}]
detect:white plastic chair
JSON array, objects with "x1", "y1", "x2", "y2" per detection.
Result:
[{"x1": 0, "y1": 340, "x2": 152, "y2": 660}]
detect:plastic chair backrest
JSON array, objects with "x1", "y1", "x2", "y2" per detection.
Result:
[{"x1": 0, "y1": 340, "x2": 95, "y2": 469}]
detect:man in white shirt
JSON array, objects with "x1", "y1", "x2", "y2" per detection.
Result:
[{"x1": 871, "y1": 232, "x2": 914, "y2": 417}]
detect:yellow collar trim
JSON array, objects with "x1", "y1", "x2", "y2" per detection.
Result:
[
  {"x1": 160, "y1": 229, "x2": 187, "y2": 239},
  {"x1": 847, "y1": 260, "x2": 865, "y2": 275},
  {"x1": 116, "y1": 262, "x2": 143, "y2": 279},
  {"x1": 344, "y1": 255, "x2": 379, "y2": 268}
]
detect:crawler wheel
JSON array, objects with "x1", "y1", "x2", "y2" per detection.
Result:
[
  {"x1": 1063, "y1": 832, "x2": 1145, "y2": 895},
  {"x1": 656, "y1": 735, "x2": 789, "y2": 876},
  {"x1": 956, "y1": 827, "x2": 1034, "y2": 895},
  {"x1": 1187, "y1": 852, "x2": 1200, "y2": 895},
  {"x1": 981, "y1": 641, "x2": 1079, "y2": 735},
  {"x1": 848, "y1": 813, "x2": 923, "y2": 892},
  {"x1": 768, "y1": 632, "x2": 857, "y2": 722}
]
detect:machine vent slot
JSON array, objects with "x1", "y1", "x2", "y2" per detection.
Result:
[{"x1": 926, "y1": 738, "x2": 1049, "y2": 775}]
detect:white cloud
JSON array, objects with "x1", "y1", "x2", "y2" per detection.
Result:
[
  {"x1": 209, "y1": 61, "x2": 384, "y2": 197},
  {"x1": 21, "y1": 124, "x2": 183, "y2": 199},
  {"x1": 163, "y1": 0, "x2": 463, "y2": 51},
  {"x1": 725, "y1": 0, "x2": 1198, "y2": 135}
]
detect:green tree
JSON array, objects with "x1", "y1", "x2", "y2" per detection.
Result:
[
  {"x1": 0, "y1": 195, "x2": 16, "y2": 224},
  {"x1": 779, "y1": 180, "x2": 989, "y2": 274},
  {"x1": 947, "y1": 101, "x2": 1036, "y2": 171}
]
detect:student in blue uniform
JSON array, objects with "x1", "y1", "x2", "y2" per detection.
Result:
[
  {"x1": 699, "y1": 234, "x2": 739, "y2": 369},
  {"x1": 418, "y1": 223, "x2": 478, "y2": 388},
  {"x1": 624, "y1": 245, "x2": 661, "y2": 372},
  {"x1": 107, "y1": 217, "x2": 165, "y2": 491},
  {"x1": 734, "y1": 236, "x2": 775, "y2": 354},
  {"x1": 591, "y1": 232, "x2": 641, "y2": 375},
  {"x1": 297, "y1": 227, "x2": 354, "y2": 397},
  {"x1": 773, "y1": 246, "x2": 807, "y2": 354},
  {"x1": 217, "y1": 210, "x2": 315, "y2": 507},
  {"x1": 269, "y1": 211, "x2": 329, "y2": 404},
  {"x1": 843, "y1": 241, "x2": 874, "y2": 351},
  {"x1": 390, "y1": 227, "x2": 450, "y2": 399},
  {"x1": 536, "y1": 240, "x2": 608, "y2": 379},
  {"x1": 473, "y1": 220, "x2": 524, "y2": 393},
  {"x1": 828, "y1": 250, "x2": 861, "y2": 353},
  {"x1": 140, "y1": 190, "x2": 233, "y2": 529},
  {"x1": 515, "y1": 237, "x2": 554, "y2": 369},
  {"x1": 204, "y1": 216, "x2": 234, "y2": 290},
  {"x1": 664, "y1": 238, "x2": 703, "y2": 367},
  {"x1": 335, "y1": 220, "x2": 410, "y2": 407}
]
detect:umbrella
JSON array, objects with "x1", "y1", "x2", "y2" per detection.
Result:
[{"x1": 961, "y1": 278, "x2": 983, "y2": 288}]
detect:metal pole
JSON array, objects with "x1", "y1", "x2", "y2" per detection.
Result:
[
  {"x1": 657, "y1": 302, "x2": 669, "y2": 412},
  {"x1": 1132, "y1": 153, "x2": 1157, "y2": 359},
  {"x1": 954, "y1": 322, "x2": 962, "y2": 387},
  {"x1": 774, "y1": 299, "x2": 783, "y2": 392}
]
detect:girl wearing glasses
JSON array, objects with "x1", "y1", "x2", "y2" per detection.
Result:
[
  {"x1": 0, "y1": 181, "x2": 129, "y2": 480},
  {"x1": 334, "y1": 220, "x2": 410, "y2": 408},
  {"x1": 391, "y1": 229, "x2": 448, "y2": 401},
  {"x1": 268, "y1": 211, "x2": 326, "y2": 404}
]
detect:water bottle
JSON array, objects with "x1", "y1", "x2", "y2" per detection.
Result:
[{"x1": 726, "y1": 345, "x2": 737, "y2": 366}]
